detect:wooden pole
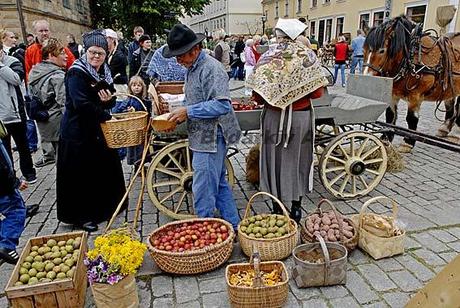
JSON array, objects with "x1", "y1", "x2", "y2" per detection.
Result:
[{"x1": 16, "y1": 0, "x2": 28, "y2": 44}]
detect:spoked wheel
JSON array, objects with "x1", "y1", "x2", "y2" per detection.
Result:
[
  {"x1": 319, "y1": 131, "x2": 388, "y2": 199},
  {"x1": 146, "y1": 139, "x2": 235, "y2": 220}
]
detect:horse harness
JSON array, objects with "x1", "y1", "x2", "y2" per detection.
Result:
[{"x1": 367, "y1": 21, "x2": 460, "y2": 98}]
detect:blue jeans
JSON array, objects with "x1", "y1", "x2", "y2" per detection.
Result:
[
  {"x1": 0, "y1": 141, "x2": 26, "y2": 251},
  {"x1": 350, "y1": 57, "x2": 364, "y2": 74},
  {"x1": 26, "y1": 120, "x2": 38, "y2": 152},
  {"x1": 192, "y1": 136, "x2": 240, "y2": 230},
  {"x1": 334, "y1": 63, "x2": 346, "y2": 86}
]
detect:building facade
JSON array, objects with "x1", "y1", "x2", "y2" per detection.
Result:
[
  {"x1": 181, "y1": 0, "x2": 264, "y2": 35},
  {"x1": 0, "y1": 0, "x2": 91, "y2": 44},
  {"x1": 262, "y1": 0, "x2": 460, "y2": 46}
]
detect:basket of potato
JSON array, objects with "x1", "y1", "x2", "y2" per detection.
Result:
[
  {"x1": 300, "y1": 199, "x2": 358, "y2": 252},
  {"x1": 238, "y1": 192, "x2": 299, "y2": 261}
]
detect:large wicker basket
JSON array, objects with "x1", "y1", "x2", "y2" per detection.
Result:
[
  {"x1": 100, "y1": 93, "x2": 149, "y2": 149},
  {"x1": 300, "y1": 199, "x2": 358, "y2": 252},
  {"x1": 238, "y1": 192, "x2": 299, "y2": 261},
  {"x1": 147, "y1": 218, "x2": 234, "y2": 274},
  {"x1": 226, "y1": 261, "x2": 289, "y2": 308}
]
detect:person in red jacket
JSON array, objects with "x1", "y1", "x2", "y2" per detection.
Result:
[
  {"x1": 25, "y1": 20, "x2": 75, "y2": 80},
  {"x1": 333, "y1": 36, "x2": 349, "y2": 87}
]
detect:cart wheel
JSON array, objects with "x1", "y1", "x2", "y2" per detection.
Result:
[
  {"x1": 146, "y1": 139, "x2": 235, "y2": 220},
  {"x1": 319, "y1": 131, "x2": 388, "y2": 199}
]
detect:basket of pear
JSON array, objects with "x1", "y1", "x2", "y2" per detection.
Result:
[{"x1": 238, "y1": 192, "x2": 299, "y2": 261}]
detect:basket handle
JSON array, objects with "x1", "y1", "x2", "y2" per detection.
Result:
[
  {"x1": 315, "y1": 233, "x2": 331, "y2": 273},
  {"x1": 148, "y1": 84, "x2": 163, "y2": 115},
  {"x1": 316, "y1": 199, "x2": 345, "y2": 243},
  {"x1": 113, "y1": 92, "x2": 148, "y2": 112},
  {"x1": 244, "y1": 192, "x2": 292, "y2": 233},
  {"x1": 358, "y1": 196, "x2": 399, "y2": 230}
]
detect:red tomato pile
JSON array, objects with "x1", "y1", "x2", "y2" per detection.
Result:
[
  {"x1": 152, "y1": 221, "x2": 231, "y2": 252},
  {"x1": 232, "y1": 101, "x2": 262, "y2": 111}
]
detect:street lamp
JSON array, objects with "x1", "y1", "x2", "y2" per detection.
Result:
[{"x1": 261, "y1": 14, "x2": 267, "y2": 35}]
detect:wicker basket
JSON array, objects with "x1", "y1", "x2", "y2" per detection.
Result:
[
  {"x1": 149, "y1": 82, "x2": 184, "y2": 115},
  {"x1": 100, "y1": 93, "x2": 149, "y2": 149},
  {"x1": 238, "y1": 192, "x2": 299, "y2": 261},
  {"x1": 147, "y1": 218, "x2": 234, "y2": 274},
  {"x1": 226, "y1": 261, "x2": 289, "y2": 308},
  {"x1": 351, "y1": 196, "x2": 406, "y2": 260},
  {"x1": 300, "y1": 199, "x2": 358, "y2": 252}
]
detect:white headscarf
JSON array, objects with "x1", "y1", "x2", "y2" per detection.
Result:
[{"x1": 274, "y1": 19, "x2": 307, "y2": 40}]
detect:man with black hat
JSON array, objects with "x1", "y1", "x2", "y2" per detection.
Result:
[{"x1": 163, "y1": 24, "x2": 241, "y2": 230}]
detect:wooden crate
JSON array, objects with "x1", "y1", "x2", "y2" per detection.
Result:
[
  {"x1": 155, "y1": 81, "x2": 184, "y2": 95},
  {"x1": 5, "y1": 231, "x2": 88, "y2": 308}
]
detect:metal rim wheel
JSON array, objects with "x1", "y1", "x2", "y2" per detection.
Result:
[
  {"x1": 146, "y1": 139, "x2": 235, "y2": 220},
  {"x1": 319, "y1": 131, "x2": 388, "y2": 199}
]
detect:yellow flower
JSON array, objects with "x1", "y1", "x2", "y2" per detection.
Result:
[{"x1": 87, "y1": 230, "x2": 147, "y2": 275}]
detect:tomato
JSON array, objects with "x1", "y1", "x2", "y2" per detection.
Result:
[
  {"x1": 165, "y1": 245, "x2": 172, "y2": 251},
  {"x1": 191, "y1": 234, "x2": 198, "y2": 240},
  {"x1": 220, "y1": 225, "x2": 228, "y2": 232},
  {"x1": 222, "y1": 233, "x2": 228, "y2": 240},
  {"x1": 153, "y1": 239, "x2": 160, "y2": 246},
  {"x1": 210, "y1": 233, "x2": 217, "y2": 239},
  {"x1": 216, "y1": 238, "x2": 223, "y2": 244}
]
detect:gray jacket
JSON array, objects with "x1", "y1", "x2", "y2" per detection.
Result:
[
  {"x1": 185, "y1": 51, "x2": 241, "y2": 152},
  {"x1": 0, "y1": 55, "x2": 22, "y2": 124},
  {"x1": 28, "y1": 61, "x2": 66, "y2": 141}
]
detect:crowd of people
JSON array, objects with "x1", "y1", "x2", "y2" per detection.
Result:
[{"x1": 0, "y1": 18, "x2": 366, "y2": 265}]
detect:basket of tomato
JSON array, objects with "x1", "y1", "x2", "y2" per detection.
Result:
[{"x1": 148, "y1": 218, "x2": 234, "y2": 274}]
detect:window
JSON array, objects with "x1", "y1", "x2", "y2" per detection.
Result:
[
  {"x1": 324, "y1": 0, "x2": 331, "y2": 3},
  {"x1": 336, "y1": 17, "x2": 344, "y2": 38},
  {"x1": 373, "y1": 11, "x2": 384, "y2": 27},
  {"x1": 63, "y1": 0, "x2": 70, "y2": 8},
  {"x1": 310, "y1": 21, "x2": 316, "y2": 36},
  {"x1": 325, "y1": 18, "x2": 332, "y2": 43},
  {"x1": 275, "y1": 1, "x2": 279, "y2": 18},
  {"x1": 76, "y1": 0, "x2": 84, "y2": 13},
  {"x1": 312, "y1": 0, "x2": 318, "y2": 7},
  {"x1": 285, "y1": 0, "x2": 289, "y2": 17},
  {"x1": 297, "y1": 0, "x2": 302, "y2": 13},
  {"x1": 407, "y1": 5, "x2": 427, "y2": 24},
  {"x1": 359, "y1": 13, "x2": 370, "y2": 30}
]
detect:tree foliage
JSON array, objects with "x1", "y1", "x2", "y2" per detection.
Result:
[{"x1": 90, "y1": 0, "x2": 210, "y2": 40}]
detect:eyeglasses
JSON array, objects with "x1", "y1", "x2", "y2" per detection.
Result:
[{"x1": 88, "y1": 50, "x2": 106, "y2": 57}]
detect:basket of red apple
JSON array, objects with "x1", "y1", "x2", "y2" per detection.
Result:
[{"x1": 148, "y1": 218, "x2": 235, "y2": 274}]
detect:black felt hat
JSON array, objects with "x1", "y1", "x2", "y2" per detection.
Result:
[{"x1": 162, "y1": 24, "x2": 205, "y2": 58}]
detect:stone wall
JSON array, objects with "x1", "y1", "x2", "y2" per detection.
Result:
[{"x1": 0, "y1": 0, "x2": 91, "y2": 45}]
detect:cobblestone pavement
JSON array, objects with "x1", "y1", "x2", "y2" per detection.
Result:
[{"x1": 1, "y1": 78, "x2": 460, "y2": 308}]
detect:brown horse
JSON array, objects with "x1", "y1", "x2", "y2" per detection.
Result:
[{"x1": 363, "y1": 15, "x2": 460, "y2": 152}]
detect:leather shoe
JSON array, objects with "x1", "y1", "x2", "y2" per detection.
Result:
[
  {"x1": 290, "y1": 201, "x2": 302, "y2": 224},
  {"x1": 80, "y1": 222, "x2": 98, "y2": 232},
  {"x1": 272, "y1": 202, "x2": 283, "y2": 215}
]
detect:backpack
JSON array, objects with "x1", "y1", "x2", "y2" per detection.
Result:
[
  {"x1": 240, "y1": 51, "x2": 246, "y2": 64},
  {"x1": 25, "y1": 95, "x2": 50, "y2": 122}
]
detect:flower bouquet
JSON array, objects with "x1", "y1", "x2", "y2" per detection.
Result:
[{"x1": 85, "y1": 229, "x2": 147, "y2": 308}]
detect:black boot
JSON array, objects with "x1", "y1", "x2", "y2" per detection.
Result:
[
  {"x1": 290, "y1": 199, "x2": 302, "y2": 224},
  {"x1": 272, "y1": 201, "x2": 283, "y2": 215}
]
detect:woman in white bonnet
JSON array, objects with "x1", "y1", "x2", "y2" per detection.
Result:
[{"x1": 247, "y1": 19, "x2": 328, "y2": 223}]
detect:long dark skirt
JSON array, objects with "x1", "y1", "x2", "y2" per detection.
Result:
[
  {"x1": 56, "y1": 139, "x2": 127, "y2": 225},
  {"x1": 259, "y1": 108, "x2": 314, "y2": 203}
]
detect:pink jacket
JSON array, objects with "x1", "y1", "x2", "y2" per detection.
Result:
[{"x1": 244, "y1": 46, "x2": 256, "y2": 66}]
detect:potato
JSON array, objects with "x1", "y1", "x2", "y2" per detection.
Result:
[
  {"x1": 330, "y1": 223, "x2": 339, "y2": 230},
  {"x1": 320, "y1": 230, "x2": 327, "y2": 237},
  {"x1": 343, "y1": 230, "x2": 353, "y2": 239},
  {"x1": 322, "y1": 224, "x2": 330, "y2": 232},
  {"x1": 321, "y1": 216, "x2": 331, "y2": 225},
  {"x1": 314, "y1": 224, "x2": 320, "y2": 231}
]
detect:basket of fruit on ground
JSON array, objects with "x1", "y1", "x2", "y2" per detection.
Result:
[
  {"x1": 238, "y1": 192, "x2": 299, "y2": 261},
  {"x1": 148, "y1": 218, "x2": 234, "y2": 274},
  {"x1": 292, "y1": 234, "x2": 348, "y2": 288},
  {"x1": 300, "y1": 199, "x2": 358, "y2": 252},
  {"x1": 226, "y1": 260, "x2": 289, "y2": 308},
  {"x1": 5, "y1": 232, "x2": 87, "y2": 308}
]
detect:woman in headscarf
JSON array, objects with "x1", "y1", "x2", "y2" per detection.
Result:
[
  {"x1": 247, "y1": 19, "x2": 328, "y2": 223},
  {"x1": 56, "y1": 30, "x2": 127, "y2": 232}
]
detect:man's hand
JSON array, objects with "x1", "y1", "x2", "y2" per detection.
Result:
[{"x1": 168, "y1": 107, "x2": 187, "y2": 123}]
